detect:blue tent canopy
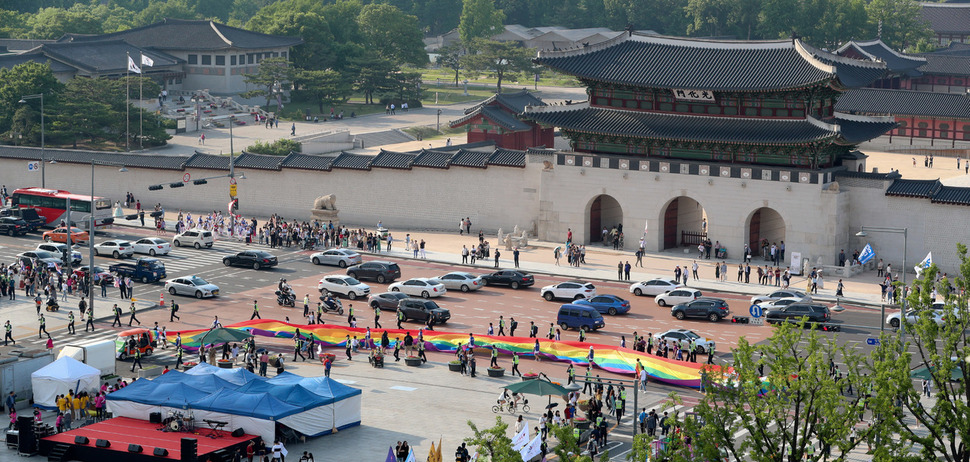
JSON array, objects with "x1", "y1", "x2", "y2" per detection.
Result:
[
  {"x1": 189, "y1": 389, "x2": 303, "y2": 419},
  {"x1": 184, "y1": 363, "x2": 261, "y2": 385}
]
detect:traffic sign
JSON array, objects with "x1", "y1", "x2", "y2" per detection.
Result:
[
  {"x1": 751, "y1": 318, "x2": 764, "y2": 326},
  {"x1": 866, "y1": 338, "x2": 880, "y2": 346},
  {"x1": 229, "y1": 177, "x2": 237, "y2": 185},
  {"x1": 26, "y1": 161, "x2": 39, "y2": 172},
  {"x1": 182, "y1": 173, "x2": 191, "y2": 183},
  {"x1": 749, "y1": 304, "x2": 763, "y2": 318},
  {"x1": 229, "y1": 184, "x2": 237, "y2": 196}
]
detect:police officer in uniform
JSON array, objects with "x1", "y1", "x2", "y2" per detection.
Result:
[
  {"x1": 111, "y1": 304, "x2": 122, "y2": 327},
  {"x1": 67, "y1": 311, "x2": 75, "y2": 335},
  {"x1": 396, "y1": 307, "x2": 404, "y2": 329},
  {"x1": 170, "y1": 300, "x2": 180, "y2": 322},
  {"x1": 130, "y1": 348, "x2": 143, "y2": 372},
  {"x1": 511, "y1": 352, "x2": 520, "y2": 376},
  {"x1": 38, "y1": 314, "x2": 48, "y2": 338},
  {"x1": 374, "y1": 305, "x2": 381, "y2": 328},
  {"x1": 251, "y1": 300, "x2": 261, "y2": 320},
  {"x1": 175, "y1": 345, "x2": 184, "y2": 369},
  {"x1": 85, "y1": 307, "x2": 95, "y2": 332},
  {"x1": 4, "y1": 320, "x2": 14, "y2": 346},
  {"x1": 128, "y1": 302, "x2": 140, "y2": 326}
]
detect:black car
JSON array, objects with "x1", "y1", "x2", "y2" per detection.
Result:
[
  {"x1": 346, "y1": 261, "x2": 401, "y2": 283},
  {"x1": 398, "y1": 298, "x2": 451, "y2": 324},
  {"x1": 222, "y1": 250, "x2": 279, "y2": 269},
  {"x1": 0, "y1": 217, "x2": 28, "y2": 236},
  {"x1": 766, "y1": 303, "x2": 831, "y2": 325},
  {"x1": 670, "y1": 298, "x2": 731, "y2": 322},
  {"x1": 369, "y1": 291, "x2": 410, "y2": 311},
  {"x1": 0, "y1": 207, "x2": 44, "y2": 232},
  {"x1": 481, "y1": 270, "x2": 535, "y2": 289}
]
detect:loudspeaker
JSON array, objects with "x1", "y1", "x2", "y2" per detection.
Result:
[
  {"x1": 154, "y1": 447, "x2": 169, "y2": 457},
  {"x1": 231, "y1": 428, "x2": 245, "y2": 437},
  {"x1": 96, "y1": 439, "x2": 110, "y2": 448},
  {"x1": 74, "y1": 436, "x2": 89, "y2": 445},
  {"x1": 149, "y1": 412, "x2": 162, "y2": 424},
  {"x1": 128, "y1": 444, "x2": 143, "y2": 453},
  {"x1": 181, "y1": 437, "x2": 198, "y2": 462},
  {"x1": 17, "y1": 416, "x2": 35, "y2": 454}
]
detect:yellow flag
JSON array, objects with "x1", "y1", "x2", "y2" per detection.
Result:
[
  {"x1": 427, "y1": 441, "x2": 436, "y2": 462},
  {"x1": 436, "y1": 438, "x2": 443, "y2": 462}
]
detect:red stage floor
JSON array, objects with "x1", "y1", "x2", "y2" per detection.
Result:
[{"x1": 42, "y1": 416, "x2": 256, "y2": 459}]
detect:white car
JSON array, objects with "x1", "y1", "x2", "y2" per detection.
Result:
[
  {"x1": 318, "y1": 275, "x2": 371, "y2": 300},
  {"x1": 757, "y1": 297, "x2": 804, "y2": 313},
  {"x1": 432, "y1": 272, "x2": 484, "y2": 292},
  {"x1": 886, "y1": 302, "x2": 946, "y2": 328},
  {"x1": 751, "y1": 290, "x2": 810, "y2": 304},
  {"x1": 655, "y1": 288, "x2": 702, "y2": 307},
  {"x1": 629, "y1": 278, "x2": 682, "y2": 297},
  {"x1": 93, "y1": 240, "x2": 134, "y2": 258},
  {"x1": 654, "y1": 329, "x2": 716, "y2": 354},
  {"x1": 35, "y1": 243, "x2": 82, "y2": 266},
  {"x1": 388, "y1": 278, "x2": 448, "y2": 299},
  {"x1": 311, "y1": 248, "x2": 362, "y2": 268},
  {"x1": 165, "y1": 275, "x2": 220, "y2": 299},
  {"x1": 173, "y1": 229, "x2": 214, "y2": 249},
  {"x1": 132, "y1": 237, "x2": 172, "y2": 256},
  {"x1": 541, "y1": 281, "x2": 597, "y2": 301}
]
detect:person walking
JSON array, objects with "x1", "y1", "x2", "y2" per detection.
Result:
[
  {"x1": 38, "y1": 314, "x2": 48, "y2": 338},
  {"x1": 128, "y1": 303, "x2": 140, "y2": 326},
  {"x1": 111, "y1": 304, "x2": 122, "y2": 327},
  {"x1": 344, "y1": 335, "x2": 353, "y2": 361},
  {"x1": 175, "y1": 345, "x2": 184, "y2": 370},
  {"x1": 67, "y1": 311, "x2": 75, "y2": 335},
  {"x1": 396, "y1": 307, "x2": 404, "y2": 329},
  {"x1": 513, "y1": 247, "x2": 520, "y2": 268},
  {"x1": 251, "y1": 300, "x2": 261, "y2": 320},
  {"x1": 130, "y1": 348, "x2": 143, "y2": 372},
  {"x1": 85, "y1": 307, "x2": 95, "y2": 332},
  {"x1": 374, "y1": 305, "x2": 382, "y2": 329},
  {"x1": 494, "y1": 249, "x2": 501, "y2": 268},
  {"x1": 511, "y1": 352, "x2": 520, "y2": 376},
  {"x1": 170, "y1": 300, "x2": 180, "y2": 322},
  {"x1": 4, "y1": 320, "x2": 14, "y2": 346}
]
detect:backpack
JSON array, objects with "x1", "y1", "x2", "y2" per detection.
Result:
[{"x1": 511, "y1": 320, "x2": 518, "y2": 330}]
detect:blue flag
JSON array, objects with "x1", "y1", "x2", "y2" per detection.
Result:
[
  {"x1": 858, "y1": 243, "x2": 875, "y2": 265},
  {"x1": 386, "y1": 446, "x2": 397, "y2": 462}
]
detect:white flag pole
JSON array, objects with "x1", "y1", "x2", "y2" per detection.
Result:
[{"x1": 126, "y1": 52, "x2": 130, "y2": 152}]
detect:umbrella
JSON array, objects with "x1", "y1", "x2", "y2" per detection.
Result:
[
  {"x1": 545, "y1": 402, "x2": 559, "y2": 410},
  {"x1": 504, "y1": 378, "x2": 570, "y2": 407},
  {"x1": 199, "y1": 327, "x2": 253, "y2": 346}
]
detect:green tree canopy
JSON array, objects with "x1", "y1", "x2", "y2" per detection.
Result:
[
  {"x1": 463, "y1": 417, "x2": 523, "y2": 462},
  {"x1": 461, "y1": 38, "x2": 533, "y2": 92},
  {"x1": 865, "y1": 0, "x2": 932, "y2": 51},
  {"x1": 297, "y1": 69, "x2": 352, "y2": 114},
  {"x1": 459, "y1": 0, "x2": 505, "y2": 44},
  {"x1": 358, "y1": 3, "x2": 427, "y2": 67},
  {"x1": 241, "y1": 57, "x2": 295, "y2": 109}
]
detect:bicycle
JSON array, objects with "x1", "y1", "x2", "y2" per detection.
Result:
[{"x1": 491, "y1": 398, "x2": 530, "y2": 414}]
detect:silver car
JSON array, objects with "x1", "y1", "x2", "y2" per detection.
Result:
[
  {"x1": 310, "y1": 248, "x2": 362, "y2": 268},
  {"x1": 432, "y1": 272, "x2": 484, "y2": 292},
  {"x1": 165, "y1": 275, "x2": 220, "y2": 299}
]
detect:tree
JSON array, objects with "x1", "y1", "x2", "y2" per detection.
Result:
[
  {"x1": 459, "y1": 0, "x2": 505, "y2": 44},
  {"x1": 241, "y1": 57, "x2": 295, "y2": 108},
  {"x1": 135, "y1": 0, "x2": 201, "y2": 27},
  {"x1": 349, "y1": 54, "x2": 400, "y2": 105},
  {"x1": 437, "y1": 43, "x2": 465, "y2": 86},
  {"x1": 865, "y1": 0, "x2": 932, "y2": 51},
  {"x1": 0, "y1": 62, "x2": 63, "y2": 142},
  {"x1": 25, "y1": 6, "x2": 105, "y2": 39},
  {"x1": 463, "y1": 417, "x2": 523, "y2": 462},
  {"x1": 358, "y1": 4, "x2": 428, "y2": 67},
  {"x1": 414, "y1": 0, "x2": 463, "y2": 36},
  {"x1": 462, "y1": 39, "x2": 533, "y2": 92},
  {"x1": 298, "y1": 69, "x2": 351, "y2": 114}
]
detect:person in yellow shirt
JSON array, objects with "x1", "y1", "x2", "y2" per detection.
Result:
[
  {"x1": 56, "y1": 395, "x2": 68, "y2": 414},
  {"x1": 80, "y1": 394, "x2": 90, "y2": 418},
  {"x1": 71, "y1": 395, "x2": 81, "y2": 420}
]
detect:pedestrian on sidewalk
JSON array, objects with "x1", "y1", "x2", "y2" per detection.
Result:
[
  {"x1": 494, "y1": 249, "x2": 501, "y2": 268},
  {"x1": 617, "y1": 261, "x2": 623, "y2": 280},
  {"x1": 513, "y1": 247, "x2": 520, "y2": 268},
  {"x1": 692, "y1": 261, "x2": 699, "y2": 280},
  {"x1": 635, "y1": 249, "x2": 643, "y2": 267},
  {"x1": 624, "y1": 261, "x2": 631, "y2": 281},
  {"x1": 128, "y1": 303, "x2": 140, "y2": 326}
]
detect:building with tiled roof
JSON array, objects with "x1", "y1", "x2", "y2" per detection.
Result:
[
  {"x1": 526, "y1": 32, "x2": 894, "y2": 168},
  {"x1": 836, "y1": 88, "x2": 970, "y2": 146},
  {"x1": 836, "y1": 39, "x2": 926, "y2": 89},
  {"x1": 921, "y1": 2, "x2": 970, "y2": 45},
  {"x1": 450, "y1": 90, "x2": 554, "y2": 150}
]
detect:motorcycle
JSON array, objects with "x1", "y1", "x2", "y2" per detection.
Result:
[
  {"x1": 275, "y1": 290, "x2": 296, "y2": 307},
  {"x1": 319, "y1": 295, "x2": 344, "y2": 315},
  {"x1": 45, "y1": 298, "x2": 59, "y2": 312}
]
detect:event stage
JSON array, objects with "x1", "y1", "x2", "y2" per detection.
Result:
[{"x1": 39, "y1": 416, "x2": 258, "y2": 461}]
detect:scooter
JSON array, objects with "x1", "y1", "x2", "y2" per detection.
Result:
[
  {"x1": 45, "y1": 298, "x2": 59, "y2": 312},
  {"x1": 319, "y1": 295, "x2": 344, "y2": 315},
  {"x1": 275, "y1": 290, "x2": 296, "y2": 307}
]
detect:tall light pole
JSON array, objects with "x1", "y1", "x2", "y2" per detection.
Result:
[
  {"x1": 856, "y1": 226, "x2": 908, "y2": 343},
  {"x1": 19, "y1": 94, "x2": 45, "y2": 187},
  {"x1": 90, "y1": 160, "x2": 128, "y2": 316}
]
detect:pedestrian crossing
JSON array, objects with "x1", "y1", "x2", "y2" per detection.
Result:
[{"x1": 15, "y1": 328, "x2": 180, "y2": 362}]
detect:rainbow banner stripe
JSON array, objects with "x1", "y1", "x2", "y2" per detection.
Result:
[{"x1": 170, "y1": 320, "x2": 719, "y2": 389}]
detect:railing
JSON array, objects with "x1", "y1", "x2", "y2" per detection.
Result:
[{"x1": 680, "y1": 231, "x2": 707, "y2": 247}]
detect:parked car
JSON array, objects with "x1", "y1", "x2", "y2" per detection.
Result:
[
  {"x1": 398, "y1": 298, "x2": 451, "y2": 324},
  {"x1": 757, "y1": 297, "x2": 804, "y2": 314},
  {"x1": 765, "y1": 303, "x2": 831, "y2": 325},
  {"x1": 432, "y1": 272, "x2": 483, "y2": 292},
  {"x1": 93, "y1": 240, "x2": 134, "y2": 259},
  {"x1": 574, "y1": 294, "x2": 631, "y2": 315},
  {"x1": 109, "y1": 258, "x2": 166, "y2": 284},
  {"x1": 369, "y1": 291, "x2": 411, "y2": 311},
  {"x1": 0, "y1": 217, "x2": 28, "y2": 236},
  {"x1": 36, "y1": 243, "x2": 82, "y2": 266},
  {"x1": 481, "y1": 270, "x2": 535, "y2": 289},
  {"x1": 311, "y1": 248, "x2": 362, "y2": 268},
  {"x1": 42, "y1": 227, "x2": 88, "y2": 244},
  {"x1": 0, "y1": 207, "x2": 44, "y2": 231},
  {"x1": 346, "y1": 261, "x2": 401, "y2": 283},
  {"x1": 75, "y1": 266, "x2": 113, "y2": 285},
  {"x1": 655, "y1": 288, "x2": 703, "y2": 307},
  {"x1": 654, "y1": 329, "x2": 715, "y2": 354},
  {"x1": 388, "y1": 278, "x2": 447, "y2": 299},
  {"x1": 557, "y1": 304, "x2": 606, "y2": 331},
  {"x1": 173, "y1": 229, "x2": 214, "y2": 249},
  {"x1": 17, "y1": 250, "x2": 62, "y2": 268},
  {"x1": 132, "y1": 237, "x2": 172, "y2": 256},
  {"x1": 541, "y1": 281, "x2": 596, "y2": 301},
  {"x1": 318, "y1": 275, "x2": 371, "y2": 300},
  {"x1": 629, "y1": 278, "x2": 682, "y2": 297},
  {"x1": 165, "y1": 275, "x2": 220, "y2": 299},
  {"x1": 751, "y1": 290, "x2": 810, "y2": 304},
  {"x1": 223, "y1": 250, "x2": 278, "y2": 269},
  {"x1": 670, "y1": 298, "x2": 730, "y2": 322}
]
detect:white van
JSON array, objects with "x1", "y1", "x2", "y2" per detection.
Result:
[{"x1": 173, "y1": 229, "x2": 214, "y2": 249}]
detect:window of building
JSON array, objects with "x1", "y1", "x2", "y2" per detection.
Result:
[
  {"x1": 216, "y1": 55, "x2": 225, "y2": 66},
  {"x1": 281, "y1": 51, "x2": 287, "y2": 59},
  {"x1": 918, "y1": 121, "x2": 928, "y2": 137},
  {"x1": 231, "y1": 56, "x2": 236, "y2": 66},
  {"x1": 239, "y1": 55, "x2": 246, "y2": 65},
  {"x1": 201, "y1": 55, "x2": 212, "y2": 65},
  {"x1": 896, "y1": 120, "x2": 907, "y2": 136},
  {"x1": 188, "y1": 54, "x2": 198, "y2": 65},
  {"x1": 962, "y1": 124, "x2": 970, "y2": 140},
  {"x1": 940, "y1": 123, "x2": 950, "y2": 139}
]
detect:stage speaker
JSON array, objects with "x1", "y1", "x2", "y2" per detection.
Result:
[
  {"x1": 129, "y1": 444, "x2": 143, "y2": 453},
  {"x1": 96, "y1": 439, "x2": 111, "y2": 448},
  {"x1": 74, "y1": 436, "x2": 89, "y2": 445},
  {"x1": 17, "y1": 416, "x2": 35, "y2": 454},
  {"x1": 231, "y1": 428, "x2": 245, "y2": 437},
  {"x1": 149, "y1": 412, "x2": 162, "y2": 423},
  {"x1": 181, "y1": 437, "x2": 198, "y2": 462},
  {"x1": 154, "y1": 447, "x2": 169, "y2": 457}
]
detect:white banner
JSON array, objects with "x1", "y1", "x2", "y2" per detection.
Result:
[
  {"x1": 519, "y1": 434, "x2": 542, "y2": 461},
  {"x1": 510, "y1": 423, "x2": 529, "y2": 451},
  {"x1": 790, "y1": 252, "x2": 802, "y2": 276},
  {"x1": 672, "y1": 89, "x2": 715, "y2": 102}
]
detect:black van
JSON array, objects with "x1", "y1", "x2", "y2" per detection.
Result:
[{"x1": 0, "y1": 207, "x2": 44, "y2": 231}]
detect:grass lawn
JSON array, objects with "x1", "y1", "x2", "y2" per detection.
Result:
[
  {"x1": 275, "y1": 99, "x2": 387, "y2": 121},
  {"x1": 405, "y1": 67, "x2": 582, "y2": 88}
]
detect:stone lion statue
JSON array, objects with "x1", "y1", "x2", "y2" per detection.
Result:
[{"x1": 314, "y1": 194, "x2": 337, "y2": 211}]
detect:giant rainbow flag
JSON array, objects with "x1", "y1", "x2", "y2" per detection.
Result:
[{"x1": 169, "y1": 320, "x2": 719, "y2": 389}]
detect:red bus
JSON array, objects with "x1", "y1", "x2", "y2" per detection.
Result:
[{"x1": 10, "y1": 188, "x2": 114, "y2": 229}]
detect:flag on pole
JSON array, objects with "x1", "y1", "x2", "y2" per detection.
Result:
[
  {"x1": 427, "y1": 442, "x2": 436, "y2": 462},
  {"x1": 141, "y1": 53, "x2": 154, "y2": 68},
  {"x1": 127, "y1": 54, "x2": 141, "y2": 74},
  {"x1": 858, "y1": 243, "x2": 875, "y2": 265},
  {"x1": 385, "y1": 447, "x2": 397, "y2": 462},
  {"x1": 510, "y1": 423, "x2": 529, "y2": 451},
  {"x1": 405, "y1": 447, "x2": 416, "y2": 462},
  {"x1": 915, "y1": 251, "x2": 933, "y2": 275},
  {"x1": 643, "y1": 220, "x2": 649, "y2": 237},
  {"x1": 436, "y1": 438, "x2": 442, "y2": 462},
  {"x1": 519, "y1": 434, "x2": 542, "y2": 462}
]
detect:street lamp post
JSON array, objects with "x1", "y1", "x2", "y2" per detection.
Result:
[
  {"x1": 90, "y1": 160, "x2": 128, "y2": 316},
  {"x1": 856, "y1": 226, "x2": 908, "y2": 343},
  {"x1": 19, "y1": 94, "x2": 45, "y2": 188}
]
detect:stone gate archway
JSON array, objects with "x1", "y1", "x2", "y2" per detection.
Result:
[
  {"x1": 747, "y1": 207, "x2": 786, "y2": 257},
  {"x1": 588, "y1": 195, "x2": 623, "y2": 243},
  {"x1": 660, "y1": 197, "x2": 708, "y2": 250}
]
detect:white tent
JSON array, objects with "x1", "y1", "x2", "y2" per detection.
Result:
[{"x1": 30, "y1": 356, "x2": 100, "y2": 408}]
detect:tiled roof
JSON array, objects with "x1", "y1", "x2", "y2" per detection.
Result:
[
  {"x1": 0, "y1": 51, "x2": 76, "y2": 73},
  {"x1": 932, "y1": 186, "x2": 970, "y2": 206},
  {"x1": 330, "y1": 152, "x2": 372, "y2": 170},
  {"x1": 0, "y1": 146, "x2": 188, "y2": 170},
  {"x1": 835, "y1": 88, "x2": 970, "y2": 119},
  {"x1": 494, "y1": 90, "x2": 547, "y2": 113},
  {"x1": 534, "y1": 33, "x2": 885, "y2": 91},
  {"x1": 450, "y1": 149, "x2": 491, "y2": 168},
  {"x1": 832, "y1": 113, "x2": 898, "y2": 145},
  {"x1": 413, "y1": 149, "x2": 455, "y2": 168},
  {"x1": 833, "y1": 170, "x2": 901, "y2": 180},
  {"x1": 835, "y1": 39, "x2": 925, "y2": 73},
  {"x1": 371, "y1": 150, "x2": 416, "y2": 169},
  {"x1": 184, "y1": 153, "x2": 231, "y2": 170},
  {"x1": 65, "y1": 18, "x2": 303, "y2": 51},
  {"x1": 927, "y1": 41, "x2": 970, "y2": 56},
  {"x1": 488, "y1": 149, "x2": 527, "y2": 167},
  {"x1": 479, "y1": 106, "x2": 532, "y2": 131},
  {"x1": 920, "y1": 2, "x2": 970, "y2": 35},
  {"x1": 916, "y1": 54, "x2": 970, "y2": 76},
  {"x1": 886, "y1": 179, "x2": 942, "y2": 198},
  {"x1": 35, "y1": 40, "x2": 180, "y2": 75},
  {"x1": 234, "y1": 152, "x2": 284, "y2": 170},
  {"x1": 279, "y1": 153, "x2": 333, "y2": 171}
]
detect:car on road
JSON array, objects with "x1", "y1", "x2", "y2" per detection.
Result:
[
  {"x1": 388, "y1": 278, "x2": 447, "y2": 298},
  {"x1": 173, "y1": 229, "x2": 214, "y2": 249},
  {"x1": 223, "y1": 250, "x2": 279, "y2": 269},
  {"x1": 369, "y1": 291, "x2": 411, "y2": 311},
  {"x1": 132, "y1": 237, "x2": 172, "y2": 256},
  {"x1": 654, "y1": 329, "x2": 715, "y2": 354},
  {"x1": 481, "y1": 270, "x2": 535, "y2": 289},
  {"x1": 93, "y1": 240, "x2": 134, "y2": 259},
  {"x1": 318, "y1": 275, "x2": 371, "y2": 300},
  {"x1": 165, "y1": 275, "x2": 220, "y2": 299},
  {"x1": 886, "y1": 302, "x2": 946, "y2": 328},
  {"x1": 398, "y1": 298, "x2": 451, "y2": 324},
  {"x1": 75, "y1": 265, "x2": 113, "y2": 284},
  {"x1": 751, "y1": 289, "x2": 810, "y2": 304},
  {"x1": 311, "y1": 248, "x2": 362, "y2": 268},
  {"x1": 574, "y1": 294, "x2": 631, "y2": 315},
  {"x1": 557, "y1": 304, "x2": 606, "y2": 331},
  {"x1": 346, "y1": 261, "x2": 401, "y2": 283},
  {"x1": 0, "y1": 207, "x2": 43, "y2": 231},
  {"x1": 655, "y1": 288, "x2": 703, "y2": 307},
  {"x1": 541, "y1": 281, "x2": 596, "y2": 301},
  {"x1": 0, "y1": 217, "x2": 29, "y2": 236},
  {"x1": 670, "y1": 298, "x2": 730, "y2": 322},
  {"x1": 629, "y1": 278, "x2": 682, "y2": 297},
  {"x1": 43, "y1": 227, "x2": 88, "y2": 245},
  {"x1": 757, "y1": 297, "x2": 804, "y2": 314},
  {"x1": 17, "y1": 250, "x2": 62, "y2": 268},
  {"x1": 432, "y1": 272, "x2": 483, "y2": 292},
  {"x1": 36, "y1": 243, "x2": 82, "y2": 266},
  {"x1": 765, "y1": 303, "x2": 831, "y2": 325}
]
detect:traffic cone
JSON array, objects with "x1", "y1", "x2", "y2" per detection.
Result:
[{"x1": 160, "y1": 292, "x2": 164, "y2": 307}]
